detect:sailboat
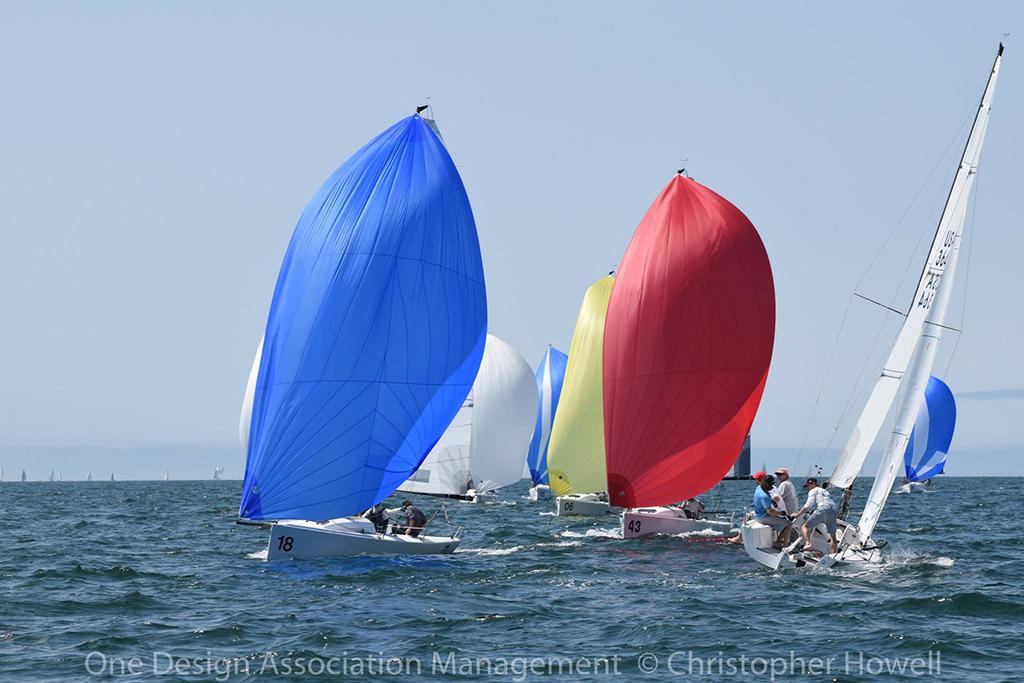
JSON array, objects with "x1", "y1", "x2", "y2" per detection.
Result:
[
  {"x1": 87, "y1": 471, "x2": 93, "y2": 482},
  {"x1": 213, "y1": 466, "x2": 224, "y2": 481},
  {"x1": 48, "y1": 469, "x2": 55, "y2": 482},
  {"x1": 21, "y1": 470, "x2": 27, "y2": 482},
  {"x1": 898, "y1": 376, "x2": 955, "y2": 493},
  {"x1": 605, "y1": 173, "x2": 776, "y2": 540},
  {"x1": 548, "y1": 275, "x2": 617, "y2": 516},
  {"x1": 163, "y1": 469, "x2": 170, "y2": 482},
  {"x1": 0, "y1": 467, "x2": 3, "y2": 482},
  {"x1": 743, "y1": 43, "x2": 1002, "y2": 569},
  {"x1": 398, "y1": 334, "x2": 536, "y2": 501},
  {"x1": 526, "y1": 345, "x2": 568, "y2": 501},
  {"x1": 58, "y1": 472, "x2": 63, "y2": 482},
  {"x1": 238, "y1": 112, "x2": 487, "y2": 560},
  {"x1": 110, "y1": 472, "x2": 115, "y2": 482}
]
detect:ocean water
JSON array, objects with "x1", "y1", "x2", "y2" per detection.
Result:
[{"x1": 0, "y1": 477, "x2": 1020, "y2": 682}]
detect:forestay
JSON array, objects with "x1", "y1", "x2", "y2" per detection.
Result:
[{"x1": 239, "y1": 115, "x2": 487, "y2": 521}]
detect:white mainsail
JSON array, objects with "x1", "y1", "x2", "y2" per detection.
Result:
[
  {"x1": 400, "y1": 334, "x2": 537, "y2": 496},
  {"x1": 830, "y1": 45, "x2": 1001, "y2": 536}
]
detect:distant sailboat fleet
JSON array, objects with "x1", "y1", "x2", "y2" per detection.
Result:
[
  {"x1": 232, "y1": 44, "x2": 1001, "y2": 563},
  {"x1": 0, "y1": 46, "x2": 985, "y2": 568}
]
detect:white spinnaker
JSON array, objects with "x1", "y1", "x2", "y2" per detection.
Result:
[
  {"x1": 400, "y1": 334, "x2": 537, "y2": 495},
  {"x1": 398, "y1": 398, "x2": 474, "y2": 496},
  {"x1": 471, "y1": 335, "x2": 538, "y2": 491},
  {"x1": 239, "y1": 336, "x2": 264, "y2": 452},
  {"x1": 829, "y1": 47, "x2": 1000, "y2": 495}
]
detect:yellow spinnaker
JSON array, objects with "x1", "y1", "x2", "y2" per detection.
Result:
[{"x1": 547, "y1": 275, "x2": 614, "y2": 496}]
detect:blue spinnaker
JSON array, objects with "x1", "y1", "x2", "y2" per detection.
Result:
[
  {"x1": 240, "y1": 115, "x2": 487, "y2": 521},
  {"x1": 526, "y1": 346, "x2": 568, "y2": 485},
  {"x1": 903, "y1": 376, "x2": 956, "y2": 483}
]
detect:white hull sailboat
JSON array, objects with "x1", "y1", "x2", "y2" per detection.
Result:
[
  {"x1": 743, "y1": 43, "x2": 1003, "y2": 570},
  {"x1": 266, "y1": 518, "x2": 460, "y2": 561},
  {"x1": 237, "y1": 112, "x2": 487, "y2": 559},
  {"x1": 898, "y1": 481, "x2": 930, "y2": 494},
  {"x1": 556, "y1": 492, "x2": 616, "y2": 517},
  {"x1": 622, "y1": 505, "x2": 732, "y2": 540},
  {"x1": 603, "y1": 169, "x2": 776, "y2": 542},
  {"x1": 528, "y1": 484, "x2": 552, "y2": 501}
]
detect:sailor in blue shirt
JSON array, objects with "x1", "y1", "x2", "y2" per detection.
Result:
[{"x1": 753, "y1": 474, "x2": 794, "y2": 548}]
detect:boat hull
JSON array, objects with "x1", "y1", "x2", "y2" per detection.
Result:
[
  {"x1": 555, "y1": 493, "x2": 614, "y2": 516},
  {"x1": 265, "y1": 518, "x2": 460, "y2": 560},
  {"x1": 740, "y1": 518, "x2": 882, "y2": 570},
  {"x1": 529, "y1": 484, "x2": 552, "y2": 501},
  {"x1": 621, "y1": 506, "x2": 732, "y2": 539}
]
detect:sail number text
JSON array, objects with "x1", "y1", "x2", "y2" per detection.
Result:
[
  {"x1": 277, "y1": 536, "x2": 294, "y2": 552},
  {"x1": 916, "y1": 227, "x2": 956, "y2": 310}
]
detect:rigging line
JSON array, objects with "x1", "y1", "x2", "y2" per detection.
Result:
[
  {"x1": 817, "y1": 311, "x2": 891, "y2": 461},
  {"x1": 794, "y1": 292, "x2": 857, "y2": 472},
  {"x1": 794, "y1": 110, "x2": 973, "y2": 475},
  {"x1": 853, "y1": 293, "x2": 906, "y2": 317},
  {"x1": 852, "y1": 110, "x2": 974, "y2": 294}
]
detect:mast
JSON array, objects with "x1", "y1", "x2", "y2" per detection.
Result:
[{"x1": 830, "y1": 43, "x2": 1002, "y2": 530}]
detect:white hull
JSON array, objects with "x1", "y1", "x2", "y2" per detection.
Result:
[
  {"x1": 265, "y1": 518, "x2": 460, "y2": 560},
  {"x1": 898, "y1": 481, "x2": 930, "y2": 494},
  {"x1": 466, "y1": 488, "x2": 496, "y2": 503},
  {"x1": 555, "y1": 493, "x2": 615, "y2": 516},
  {"x1": 741, "y1": 517, "x2": 882, "y2": 570},
  {"x1": 529, "y1": 484, "x2": 552, "y2": 501},
  {"x1": 621, "y1": 506, "x2": 732, "y2": 539}
]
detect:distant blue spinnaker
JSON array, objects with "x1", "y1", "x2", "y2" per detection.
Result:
[
  {"x1": 903, "y1": 376, "x2": 956, "y2": 483},
  {"x1": 526, "y1": 346, "x2": 568, "y2": 485},
  {"x1": 240, "y1": 115, "x2": 487, "y2": 521}
]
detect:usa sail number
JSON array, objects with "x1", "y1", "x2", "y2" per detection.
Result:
[{"x1": 916, "y1": 227, "x2": 956, "y2": 310}]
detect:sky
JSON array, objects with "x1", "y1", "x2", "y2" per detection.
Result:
[{"x1": 0, "y1": 2, "x2": 1021, "y2": 479}]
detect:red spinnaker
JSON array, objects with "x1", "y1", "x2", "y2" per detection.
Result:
[{"x1": 603, "y1": 176, "x2": 775, "y2": 508}]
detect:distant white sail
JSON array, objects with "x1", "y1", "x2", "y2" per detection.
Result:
[
  {"x1": 400, "y1": 334, "x2": 536, "y2": 496},
  {"x1": 239, "y1": 336, "x2": 264, "y2": 452}
]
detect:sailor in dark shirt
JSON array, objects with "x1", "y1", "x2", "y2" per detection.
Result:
[{"x1": 389, "y1": 500, "x2": 428, "y2": 538}]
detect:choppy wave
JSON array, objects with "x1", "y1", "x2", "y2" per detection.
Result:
[{"x1": 1, "y1": 477, "x2": 1022, "y2": 681}]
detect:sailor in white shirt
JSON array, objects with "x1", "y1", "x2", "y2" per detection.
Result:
[
  {"x1": 791, "y1": 478, "x2": 838, "y2": 555},
  {"x1": 773, "y1": 468, "x2": 799, "y2": 518}
]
